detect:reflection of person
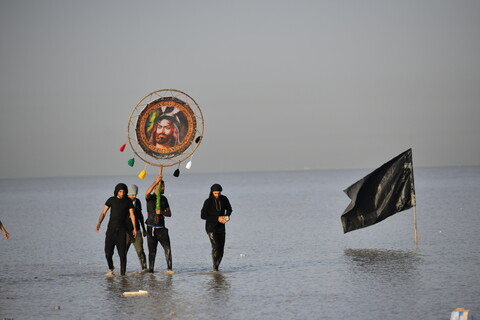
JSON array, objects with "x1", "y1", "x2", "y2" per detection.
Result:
[
  {"x1": 201, "y1": 184, "x2": 232, "y2": 272},
  {"x1": 145, "y1": 173, "x2": 173, "y2": 273},
  {"x1": 95, "y1": 183, "x2": 137, "y2": 276},
  {"x1": 126, "y1": 184, "x2": 148, "y2": 272},
  {"x1": 149, "y1": 116, "x2": 180, "y2": 149},
  {"x1": 0, "y1": 220, "x2": 10, "y2": 240}
]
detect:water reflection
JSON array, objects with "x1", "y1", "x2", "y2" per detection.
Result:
[
  {"x1": 102, "y1": 276, "x2": 136, "y2": 318},
  {"x1": 344, "y1": 249, "x2": 422, "y2": 282},
  {"x1": 102, "y1": 274, "x2": 176, "y2": 318},
  {"x1": 143, "y1": 273, "x2": 174, "y2": 296},
  {"x1": 104, "y1": 276, "x2": 131, "y2": 297},
  {"x1": 206, "y1": 272, "x2": 231, "y2": 301}
]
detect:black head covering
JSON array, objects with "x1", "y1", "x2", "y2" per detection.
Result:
[
  {"x1": 114, "y1": 183, "x2": 128, "y2": 196},
  {"x1": 211, "y1": 184, "x2": 222, "y2": 192}
]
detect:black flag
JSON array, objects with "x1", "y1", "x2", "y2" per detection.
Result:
[{"x1": 341, "y1": 149, "x2": 416, "y2": 233}]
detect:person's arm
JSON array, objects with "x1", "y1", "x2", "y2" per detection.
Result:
[
  {"x1": 129, "y1": 208, "x2": 137, "y2": 238},
  {"x1": 201, "y1": 199, "x2": 218, "y2": 222},
  {"x1": 140, "y1": 217, "x2": 147, "y2": 237},
  {"x1": 161, "y1": 207, "x2": 172, "y2": 217},
  {"x1": 136, "y1": 200, "x2": 147, "y2": 236},
  {"x1": 138, "y1": 203, "x2": 147, "y2": 233},
  {"x1": 95, "y1": 205, "x2": 110, "y2": 232},
  {"x1": 224, "y1": 197, "x2": 233, "y2": 216},
  {"x1": 161, "y1": 197, "x2": 172, "y2": 217},
  {"x1": 218, "y1": 197, "x2": 232, "y2": 224},
  {"x1": 145, "y1": 173, "x2": 162, "y2": 200},
  {"x1": 0, "y1": 221, "x2": 10, "y2": 240}
]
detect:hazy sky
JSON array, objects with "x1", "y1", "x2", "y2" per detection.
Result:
[{"x1": 1, "y1": 0, "x2": 479, "y2": 179}]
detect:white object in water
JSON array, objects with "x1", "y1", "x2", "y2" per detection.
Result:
[
  {"x1": 450, "y1": 308, "x2": 470, "y2": 320},
  {"x1": 123, "y1": 290, "x2": 149, "y2": 296}
]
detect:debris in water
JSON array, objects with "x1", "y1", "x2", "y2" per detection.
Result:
[{"x1": 123, "y1": 290, "x2": 149, "y2": 296}]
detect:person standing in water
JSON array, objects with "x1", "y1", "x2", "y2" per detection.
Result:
[
  {"x1": 95, "y1": 183, "x2": 137, "y2": 276},
  {"x1": 145, "y1": 173, "x2": 173, "y2": 273},
  {"x1": 126, "y1": 184, "x2": 148, "y2": 272},
  {"x1": 201, "y1": 184, "x2": 232, "y2": 271}
]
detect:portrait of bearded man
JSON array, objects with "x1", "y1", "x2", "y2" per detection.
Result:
[{"x1": 148, "y1": 115, "x2": 181, "y2": 149}]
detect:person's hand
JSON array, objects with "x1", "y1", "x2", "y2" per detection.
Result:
[
  {"x1": 95, "y1": 224, "x2": 100, "y2": 232},
  {"x1": 133, "y1": 229, "x2": 137, "y2": 238},
  {"x1": 218, "y1": 216, "x2": 230, "y2": 224},
  {"x1": 3, "y1": 231, "x2": 9, "y2": 240}
]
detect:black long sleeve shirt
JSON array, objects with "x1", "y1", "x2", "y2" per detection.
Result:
[{"x1": 201, "y1": 195, "x2": 232, "y2": 232}]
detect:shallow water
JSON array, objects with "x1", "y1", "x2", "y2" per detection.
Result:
[{"x1": 1, "y1": 167, "x2": 479, "y2": 319}]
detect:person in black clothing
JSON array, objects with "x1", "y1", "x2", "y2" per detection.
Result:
[
  {"x1": 95, "y1": 183, "x2": 137, "y2": 276},
  {"x1": 145, "y1": 173, "x2": 173, "y2": 273},
  {"x1": 126, "y1": 184, "x2": 148, "y2": 272},
  {"x1": 201, "y1": 184, "x2": 232, "y2": 271}
]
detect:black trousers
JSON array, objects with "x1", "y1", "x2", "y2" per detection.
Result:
[
  {"x1": 207, "y1": 229, "x2": 226, "y2": 271},
  {"x1": 147, "y1": 227, "x2": 172, "y2": 271},
  {"x1": 126, "y1": 231, "x2": 147, "y2": 270},
  {"x1": 105, "y1": 227, "x2": 127, "y2": 275}
]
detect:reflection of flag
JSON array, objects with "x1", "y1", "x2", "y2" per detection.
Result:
[{"x1": 341, "y1": 149, "x2": 416, "y2": 233}]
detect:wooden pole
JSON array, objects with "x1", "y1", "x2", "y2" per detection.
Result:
[
  {"x1": 409, "y1": 149, "x2": 418, "y2": 248},
  {"x1": 413, "y1": 205, "x2": 418, "y2": 248},
  {"x1": 156, "y1": 166, "x2": 163, "y2": 213}
]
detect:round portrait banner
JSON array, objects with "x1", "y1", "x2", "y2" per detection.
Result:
[{"x1": 136, "y1": 97, "x2": 197, "y2": 160}]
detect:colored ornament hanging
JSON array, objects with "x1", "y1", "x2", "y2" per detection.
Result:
[
  {"x1": 138, "y1": 170, "x2": 146, "y2": 179},
  {"x1": 119, "y1": 144, "x2": 126, "y2": 152},
  {"x1": 173, "y1": 168, "x2": 180, "y2": 177},
  {"x1": 128, "y1": 158, "x2": 135, "y2": 167},
  {"x1": 186, "y1": 160, "x2": 192, "y2": 170}
]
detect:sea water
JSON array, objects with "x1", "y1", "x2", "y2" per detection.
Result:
[{"x1": 1, "y1": 167, "x2": 479, "y2": 319}]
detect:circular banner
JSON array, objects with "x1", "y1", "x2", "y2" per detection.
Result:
[{"x1": 127, "y1": 89, "x2": 204, "y2": 168}]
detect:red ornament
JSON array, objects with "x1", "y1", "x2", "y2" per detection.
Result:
[{"x1": 119, "y1": 144, "x2": 126, "y2": 152}]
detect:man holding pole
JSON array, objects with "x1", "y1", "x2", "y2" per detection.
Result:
[{"x1": 145, "y1": 172, "x2": 173, "y2": 273}]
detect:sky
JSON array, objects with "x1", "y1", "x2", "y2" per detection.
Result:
[{"x1": 1, "y1": 0, "x2": 479, "y2": 179}]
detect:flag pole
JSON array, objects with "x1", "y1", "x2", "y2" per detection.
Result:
[
  {"x1": 410, "y1": 151, "x2": 418, "y2": 248},
  {"x1": 156, "y1": 166, "x2": 163, "y2": 213},
  {"x1": 413, "y1": 205, "x2": 418, "y2": 248},
  {"x1": 158, "y1": 165, "x2": 163, "y2": 177}
]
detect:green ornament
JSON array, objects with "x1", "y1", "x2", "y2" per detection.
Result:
[{"x1": 128, "y1": 158, "x2": 135, "y2": 167}]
